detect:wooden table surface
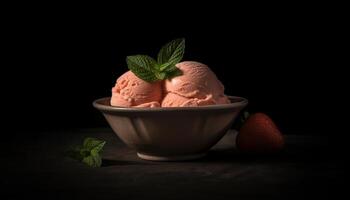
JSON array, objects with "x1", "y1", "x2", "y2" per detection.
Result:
[{"x1": 2, "y1": 128, "x2": 346, "y2": 200}]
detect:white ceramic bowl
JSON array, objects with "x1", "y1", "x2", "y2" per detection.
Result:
[{"x1": 93, "y1": 96, "x2": 248, "y2": 161}]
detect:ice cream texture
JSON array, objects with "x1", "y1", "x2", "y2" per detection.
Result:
[
  {"x1": 162, "y1": 61, "x2": 230, "y2": 107},
  {"x1": 111, "y1": 71, "x2": 162, "y2": 107},
  {"x1": 110, "y1": 61, "x2": 230, "y2": 107}
]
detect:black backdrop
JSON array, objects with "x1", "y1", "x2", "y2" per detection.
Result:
[
  {"x1": 5, "y1": 7, "x2": 343, "y2": 136},
  {"x1": 2, "y1": 6, "x2": 347, "y2": 200}
]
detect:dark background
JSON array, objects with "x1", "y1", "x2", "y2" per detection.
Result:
[
  {"x1": 4, "y1": 5, "x2": 344, "y2": 136},
  {"x1": 2, "y1": 4, "x2": 347, "y2": 200}
]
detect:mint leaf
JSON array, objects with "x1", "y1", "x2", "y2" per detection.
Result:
[
  {"x1": 157, "y1": 38, "x2": 185, "y2": 80},
  {"x1": 83, "y1": 137, "x2": 105, "y2": 152},
  {"x1": 155, "y1": 71, "x2": 166, "y2": 80},
  {"x1": 160, "y1": 64, "x2": 183, "y2": 79},
  {"x1": 162, "y1": 64, "x2": 178, "y2": 73},
  {"x1": 157, "y1": 38, "x2": 185, "y2": 65},
  {"x1": 125, "y1": 38, "x2": 185, "y2": 83},
  {"x1": 126, "y1": 55, "x2": 159, "y2": 82},
  {"x1": 166, "y1": 68, "x2": 183, "y2": 79},
  {"x1": 91, "y1": 140, "x2": 106, "y2": 153},
  {"x1": 159, "y1": 62, "x2": 174, "y2": 71},
  {"x1": 66, "y1": 137, "x2": 106, "y2": 168},
  {"x1": 82, "y1": 153, "x2": 102, "y2": 168},
  {"x1": 80, "y1": 147, "x2": 91, "y2": 157}
]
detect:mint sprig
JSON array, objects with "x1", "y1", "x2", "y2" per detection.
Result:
[
  {"x1": 157, "y1": 38, "x2": 185, "y2": 67},
  {"x1": 66, "y1": 137, "x2": 106, "y2": 168},
  {"x1": 126, "y1": 55, "x2": 159, "y2": 82},
  {"x1": 126, "y1": 38, "x2": 185, "y2": 82}
]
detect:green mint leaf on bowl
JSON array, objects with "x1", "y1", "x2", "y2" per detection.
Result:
[
  {"x1": 126, "y1": 38, "x2": 185, "y2": 83},
  {"x1": 66, "y1": 137, "x2": 106, "y2": 168}
]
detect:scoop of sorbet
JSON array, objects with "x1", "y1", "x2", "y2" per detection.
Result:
[
  {"x1": 110, "y1": 71, "x2": 162, "y2": 107},
  {"x1": 162, "y1": 61, "x2": 230, "y2": 107}
]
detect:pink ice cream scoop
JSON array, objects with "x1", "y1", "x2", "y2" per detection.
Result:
[
  {"x1": 111, "y1": 71, "x2": 162, "y2": 107},
  {"x1": 162, "y1": 61, "x2": 230, "y2": 107}
]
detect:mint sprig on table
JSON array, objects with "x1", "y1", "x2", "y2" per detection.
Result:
[
  {"x1": 127, "y1": 38, "x2": 185, "y2": 82},
  {"x1": 66, "y1": 137, "x2": 106, "y2": 168}
]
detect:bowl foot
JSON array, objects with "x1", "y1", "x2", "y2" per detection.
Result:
[{"x1": 137, "y1": 152, "x2": 206, "y2": 161}]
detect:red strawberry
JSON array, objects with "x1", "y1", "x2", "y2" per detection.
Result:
[{"x1": 236, "y1": 113, "x2": 284, "y2": 153}]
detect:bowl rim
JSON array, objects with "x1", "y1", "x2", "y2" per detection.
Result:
[{"x1": 93, "y1": 96, "x2": 248, "y2": 112}]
